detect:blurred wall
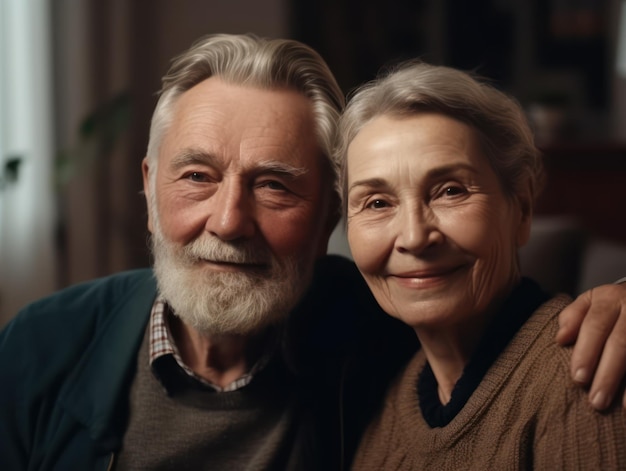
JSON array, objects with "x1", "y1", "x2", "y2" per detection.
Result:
[
  {"x1": 53, "y1": 0, "x2": 289, "y2": 285},
  {"x1": 3, "y1": 0, "x2": 626, "y2": 326},
  {"x1": 1, "y1": 0, "x2": 288, "y2": 326}
]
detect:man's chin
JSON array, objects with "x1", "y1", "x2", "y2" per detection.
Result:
[
  {"x1": 168, "y1": 300, "x2": 294, "y2": 338},
  {"x1": 157, "y1": 266, "x2": 300, "y2": 336},
  {"x1": 174, "y1": 308, "x2": 283, "y2": 337},
  {"x1": 150, "y1": 233, "x2": 314, "y2": 337},
  {"x1": 193, "y1": 259, "x2": 272, "y2": 277}
]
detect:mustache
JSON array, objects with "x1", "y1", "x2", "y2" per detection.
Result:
[{"x1": 181, "y1": 236, "x2": 272, "y2": 265}]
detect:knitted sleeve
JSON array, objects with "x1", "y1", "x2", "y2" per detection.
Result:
[{"x1": 532, "y1": 346, "x2": 626, "y2": 468}]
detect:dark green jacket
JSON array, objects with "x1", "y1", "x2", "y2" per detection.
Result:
[
  {"x1": 0, "y1": 269, "x2": 157, "y2": 470},
  {"x1": 0, "y1": 256, "x2": 417, "y2": 470}
]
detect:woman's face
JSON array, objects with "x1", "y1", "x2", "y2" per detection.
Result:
[{"x1": 346, "y1": 112, "x2": 531, "y2": 331}]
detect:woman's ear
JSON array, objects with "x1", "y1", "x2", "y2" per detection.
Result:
[{"x1": 515, "y1": 186, "x2": 533, "y2": 248}]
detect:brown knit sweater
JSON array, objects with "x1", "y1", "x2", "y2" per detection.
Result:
[{"x1": 352, "y1": 294, "x2": 626, "y2": 470}]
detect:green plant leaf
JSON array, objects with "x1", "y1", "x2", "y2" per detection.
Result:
[{"x1": 0, "y1": 156, "x2": 23, "y2": 190}]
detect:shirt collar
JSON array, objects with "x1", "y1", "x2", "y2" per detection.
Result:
[{"x1": 148, "y1": 296, "x2": 272, "y2": 393}]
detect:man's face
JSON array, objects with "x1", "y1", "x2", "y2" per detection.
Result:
[{"x1": 143, "y1": 77, "x2": 334, "y2": 335}]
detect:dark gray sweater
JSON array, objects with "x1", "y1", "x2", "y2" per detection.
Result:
[{"x1": 115, "y1": 327, "x2": 303, "y2": 470}]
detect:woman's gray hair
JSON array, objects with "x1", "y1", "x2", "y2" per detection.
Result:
[
  {"x1": 146, "y1": 33, "x2": 344, "y2": 192},
  {"x1": 337, "y1": 61, "x2": 544, "y2": 214}
]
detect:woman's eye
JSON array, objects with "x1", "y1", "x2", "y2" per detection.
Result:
[{"x1": 443, "y1": 185, "x2": 466, "y2": 197}]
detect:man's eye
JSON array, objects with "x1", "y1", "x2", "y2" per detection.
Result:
[
  {"x1": 187, "y1": 172, "x2": 208, "y2": 182},
  {"x1": 260, "y1": 180, "x2": 287, "y2": 191}
]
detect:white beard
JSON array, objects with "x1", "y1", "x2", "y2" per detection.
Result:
[{"x1": 151, "y1": 226, "x2": 314, "y2": 336}]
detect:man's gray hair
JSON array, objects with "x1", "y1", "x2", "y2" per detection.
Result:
[
  {"x1": 146, "y1": 33, "x2": 345, "y2": 194},
  {"x1": 337, "y1": 61, "x2": 544, "y2": 215}
]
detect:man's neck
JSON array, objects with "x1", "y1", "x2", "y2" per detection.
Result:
[{"x1": 169, "y1": 315, "x2": 270, "y2": 388}]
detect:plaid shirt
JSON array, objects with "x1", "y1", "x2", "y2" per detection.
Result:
[{"x1": 149, "y1": 297, "x2": 265, "y2": 392}]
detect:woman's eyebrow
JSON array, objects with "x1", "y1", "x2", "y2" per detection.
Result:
[
  {"x1": 424, "y1": 163, "x2": 478, "y2": 179},
  {"x1": 348, "y1": 163, "x2": 479, "y2": 194},
  {"x1": 348, "y1": 177, "x2": 388, "y2": 193}
]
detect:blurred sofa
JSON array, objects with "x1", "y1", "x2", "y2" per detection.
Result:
[{"x1": 519, "y1": 216, "x2": 626, "y2": 296}]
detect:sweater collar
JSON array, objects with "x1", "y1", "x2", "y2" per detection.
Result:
[{"x1": 419, "y1": 277, "x2": 550, "y2": 427}]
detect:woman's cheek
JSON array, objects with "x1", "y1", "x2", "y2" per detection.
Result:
[{"x1": 348, "y1": 219, "x2": 388, "y2": 275}]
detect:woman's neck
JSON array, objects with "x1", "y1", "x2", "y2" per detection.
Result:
[
  {"x1": 414, "y1": 281, "x2": 517, "y2": 404},
  {"x1": 416, "y1": 324, "x2": 485, "y2": 404}
]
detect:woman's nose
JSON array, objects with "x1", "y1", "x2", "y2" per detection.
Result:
[{"x1": 394, "y1": 204, "x2": 443, "y2": 255}]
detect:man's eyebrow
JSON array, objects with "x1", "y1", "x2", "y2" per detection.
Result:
[
  {"x1": 255, "y1": 161, "x2": 309, "y2": 178},
  {"x1": 169, "y1": 150, "x2": 217, "y2": 171},
  {"x1": 168, "y1": 151, "x2": 309, "y2": 178}
]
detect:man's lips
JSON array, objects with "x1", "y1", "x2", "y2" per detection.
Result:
[{"x1": 197, "y1": 258, "x2": 270, "y2": 272}]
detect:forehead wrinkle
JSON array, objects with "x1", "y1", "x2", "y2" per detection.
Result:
[
  {"x1": 238, "y1": 126, "x2": 320, "y2": 176},
  {"x1": 240, "y1": 124, "x2": 303, "y2": 156}
]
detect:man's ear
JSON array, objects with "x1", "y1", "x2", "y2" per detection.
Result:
[
  {"x1": 515, "y1": 187, "x2": 533, "y2": 248},
  {"x1": 315, "y1": 190, "x2": 342, "y2": 258},
  {"x1": 142, "y1": 157, "x2": 154, "y2": 234}
]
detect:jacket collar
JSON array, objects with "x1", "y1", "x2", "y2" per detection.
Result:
[{"x1": 57, "y1": 270, "x2": 157, "y2": 449}]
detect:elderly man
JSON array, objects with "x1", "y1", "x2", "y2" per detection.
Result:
[{"x1": 1, "y1": 33, "x2": 625, "y2": 470}]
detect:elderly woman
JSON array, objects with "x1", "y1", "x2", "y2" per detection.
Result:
[{"x1": 337, "y1": 62, "x2": 626, "y2": 469}]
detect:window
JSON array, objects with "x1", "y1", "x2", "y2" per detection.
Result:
[{"x1": 0, "y1": 0, "x2": 56, "y2": 323}]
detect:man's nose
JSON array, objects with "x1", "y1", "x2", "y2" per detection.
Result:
[{"x1": 205, "y1": 180, "x2": 255, "y2": 241}]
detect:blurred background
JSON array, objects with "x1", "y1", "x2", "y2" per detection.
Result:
[{"x1": 1, "y1": 0, "x2": 626, "y2": 326}]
